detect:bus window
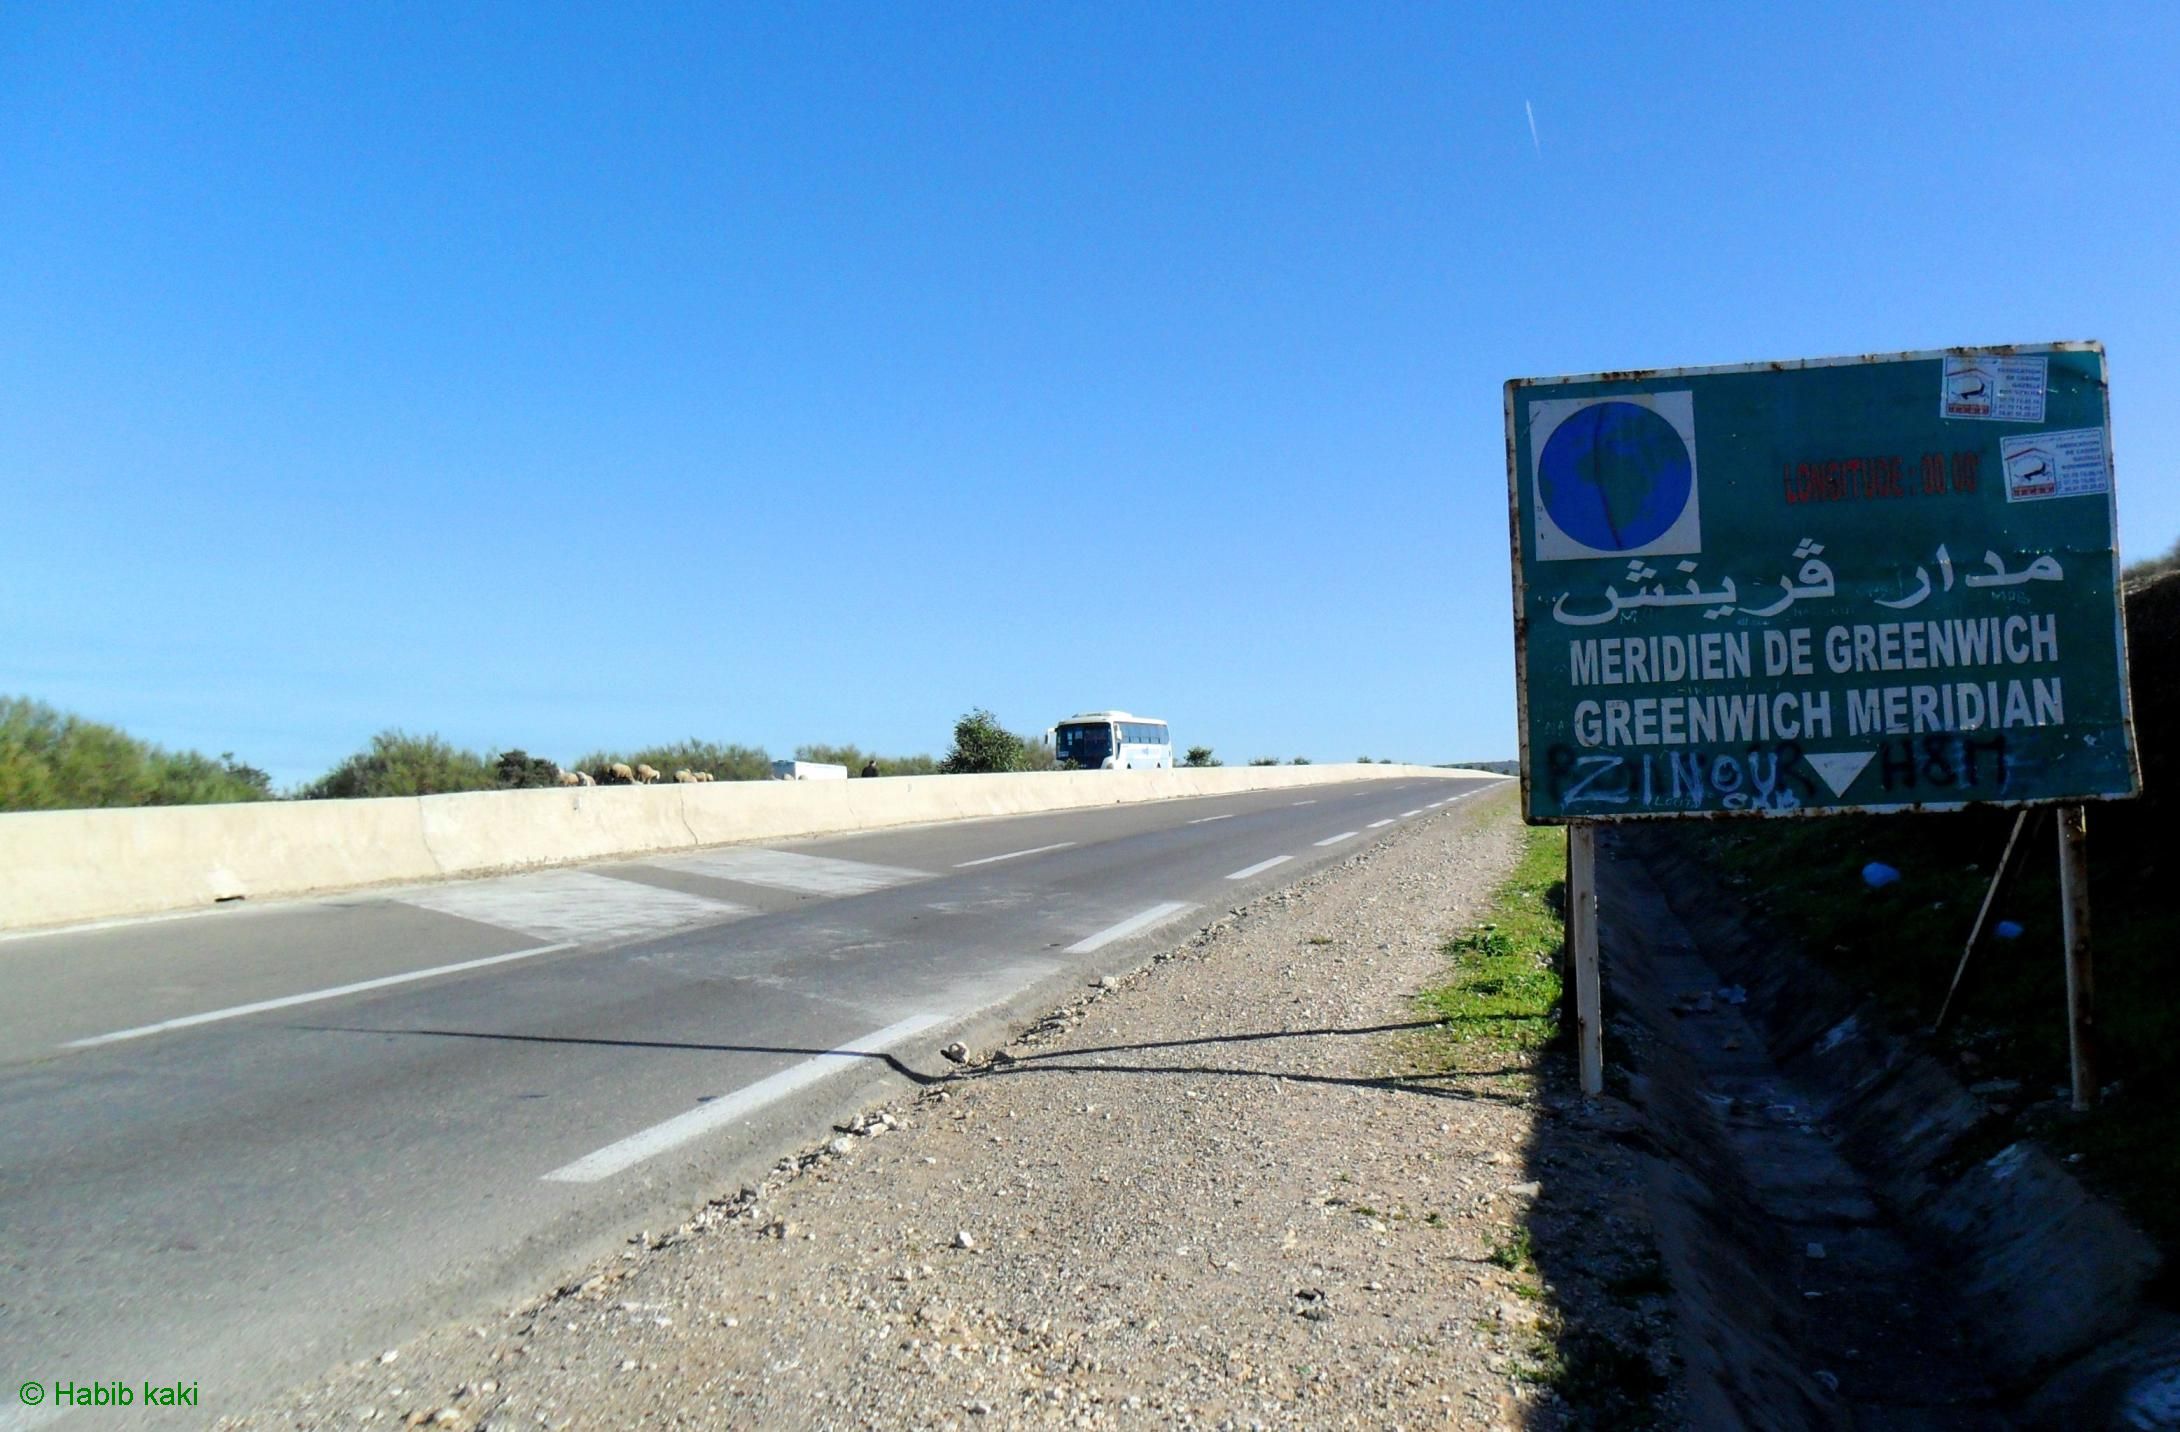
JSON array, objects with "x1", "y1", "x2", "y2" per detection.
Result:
[{"x1": 1055, "y1": 723, "x2": 1114, "y2": 768}]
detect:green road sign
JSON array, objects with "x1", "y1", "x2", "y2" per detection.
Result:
[{"x1": 1505, "y1": 343, "x2": 2138, "y2": 822}]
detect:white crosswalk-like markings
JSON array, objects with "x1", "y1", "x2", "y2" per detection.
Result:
[
  {"x1": 650, "y1": 847, "x2": 931, "y2": 896},
  {"x1": 398, "y1": 870, "x2": 747, "y2": 944}
]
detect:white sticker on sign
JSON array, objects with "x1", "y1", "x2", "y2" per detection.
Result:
[
  {"x1": 1942, "y1": 355, "x2": 2047, "y2": 423},
  {"x1": 2001, "y1": 427, "x2": 2109, "y2": 503}
]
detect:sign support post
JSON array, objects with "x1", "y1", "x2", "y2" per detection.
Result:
[
  {"x1": 1567, "y1": 822, "x2": 1603, "y2": 1097},
  {"x1": 2058, "y1": 804, "x2": 2096, "y2": 1111}
]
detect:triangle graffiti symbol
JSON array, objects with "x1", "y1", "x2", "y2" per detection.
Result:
[{"x1": 1804, "y1": 750, "x2": 1876, "y2": 798}]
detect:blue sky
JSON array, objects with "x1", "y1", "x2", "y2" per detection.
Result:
[{"x1": 4, "y1": 4, "x2": 2175, "y2": 785}]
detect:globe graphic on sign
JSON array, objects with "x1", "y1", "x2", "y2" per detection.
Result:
[{"x1": 1537, "y1": 401, "x2": 1694, "y2": 553}]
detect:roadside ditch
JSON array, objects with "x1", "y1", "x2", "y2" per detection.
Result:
[{"x1": 1599, "y1": 826, "x2": 2177, "y2": 1430}]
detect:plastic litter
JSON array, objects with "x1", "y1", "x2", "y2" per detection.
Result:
[
  {"x1": 1994, "y1": 920, "x2": 2024, "y2": 940},
  {"x1": 1861, "y1": 861, "x2": 1901, "y2": 889}
]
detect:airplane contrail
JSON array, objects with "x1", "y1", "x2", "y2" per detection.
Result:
[{"x1": 1525, "y1": 100, "x2": 1541, "y2": 154}]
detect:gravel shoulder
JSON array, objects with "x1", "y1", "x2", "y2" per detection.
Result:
[{"x1": 226, "y1": 789, "x2": 1673, "y2": 1431}]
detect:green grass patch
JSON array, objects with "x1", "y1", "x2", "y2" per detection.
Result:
[
  {"x1": 1485, "y1": 1226, "x2": 1536, "y2": 1273},
  {"x1": 1417, "y1": 823, "x2": 1567, "y2": 1063}
]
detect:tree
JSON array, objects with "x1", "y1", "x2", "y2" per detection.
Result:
[
  {"x1": 0, "y1": 697, "x2": 273, "y2": 811},
  {"x1": 2122, "y1": 535, "x2": 2180, "y2": 587},
  {"x1": 303, "y1": 731, "x2": 497, "y2": 799},
  {"x1": 1182, "y1": 745, "x2": 1220, "y2": 767},
  {"x1": 1291, "y1": 756, "x2": 1312, "y2": 765},
  {"x1": 940, "y1": 708, "x2": 1040, "y2": 774},
  {"x1": 494, "y1": 749, "x2": 561, "y2": 788},
  {"x1": 217, "y1": 752, "x2": 273, "y2": 798}
]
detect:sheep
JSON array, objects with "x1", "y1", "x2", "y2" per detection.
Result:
[
  {"x1": 634, "y1": 763, "x2": 661, "y2": 784},
  {"x1": 575, "y1": 770, "x2": 596, "y2": 786},
  {"x1": 694, "y1": 771, "x2": 714, "y2": 782},
  {"x1": 606, "y1": 762, "x2": 635, "y2": 785},
  {"x1": 673, "y1": 769, "x2": 697, "y2": 783},
  {"x1": 556, "y1": 770, "x2": 582, "y2": 787}
]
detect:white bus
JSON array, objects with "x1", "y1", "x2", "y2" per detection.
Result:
[{"x1": 1049, "y1": 711, "x2": 1173, "y2": 771}]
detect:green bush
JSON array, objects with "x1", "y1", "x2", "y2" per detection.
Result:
[
  {"x1": 939, "y1": 709, "x2": 1047, "y2": 774},
  {"x1": 1183, "y1": 745, "x2": 1220, "y2": 767},
  {"x1": 1291, "y1": 756, "x2": 1312, "y2": 766},
  {"x1": 302, "y1": 731, "x2": 498, "y2": 799},
  {"x1": 1248, "y1": 756, "x2": 1278, "y2": 767},
  {"x1": 0, "y1": 697, "x2": 272, "y2": 811},
  {"x1": 493, "y1": 749, "x2": 562, "y2": 788}
]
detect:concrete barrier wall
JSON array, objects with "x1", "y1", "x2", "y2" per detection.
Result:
[{"x1": 1, "y1": 764, "x2": 1494, "y2": 934}]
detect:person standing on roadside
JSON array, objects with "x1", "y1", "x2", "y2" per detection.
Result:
[{"x1": 861, "y1": 758, "x2": 880, "y2": 778}]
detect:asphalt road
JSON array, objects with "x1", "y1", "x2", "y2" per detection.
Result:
[{"x1": 0, "y1": 774, "x2": 1504, "y2": 1427}]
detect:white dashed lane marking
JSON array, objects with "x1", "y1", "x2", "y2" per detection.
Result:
[
  {"x1": 650, "y1": 848, "x2": 930, "y2": 896},
  {"x1": 1367, "y1": 819, "x2": 1394, "y2": 828},
  {"x1": 1224, "y1": 856, "x2": 1293, "y2": 881},
  {"x1": 1186, "y1": 813, "x2": 1235, "y2": 824},
  {"x1": 1066, "y1": 901, "x2": 1194, "y2": 954},
  {"x1": 400, "y1": 869, "x2": 747, "y2": 944},
  {"x1": 542, "y1": 1014, "x2": 948, "y2": 1183},
  {"x1": 954, "y1": 842, "x2": 1076, "y2": 868},
  {"x1": 64, "y1": 941, "x2": 577, "y2": 1049},
  {"x1": 1290, "y1": 799, "x2": 1318, "y2": 806},
  {"x1": 1314, "y1": 832, "x2": 1359, "y2": 847},
  {"x1": 1401, "y1": 809, "x2": 1424, "y2": 818}
]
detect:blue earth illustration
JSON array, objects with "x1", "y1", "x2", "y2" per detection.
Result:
[{"x1": 1537, "y1": 401, "x2": 1693, "y2": 552}]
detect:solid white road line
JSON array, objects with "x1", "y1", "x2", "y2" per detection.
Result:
[
  {"x1": 1401, "y1": 809, "x2": 1424, "y2": 818},
  {"x1": 1065, "y1": 901, "x2": 1193, "y2": 954},
  {"x1": 62, "y1": 942, "x2": 578, "y2": 1050},
  {"x1": 954, "y1": 842, "x2": 1077, "y2": 868},
  {"x1": 1367, "y1": 819, "x2": 1394, "y2": 828},
  {"x1": 1314, "y1": 832, "x2": 1359, "y2": 847},
  {"x1": 1224, "y1": 855, "x2": 1293, "y2": 881},
  {"x1": 1186, "y1": 813, "x2": 1236, "y2": 824},
  {"x1": 542, "y1": 1013, "x2": 947, "y2": 1183}
]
